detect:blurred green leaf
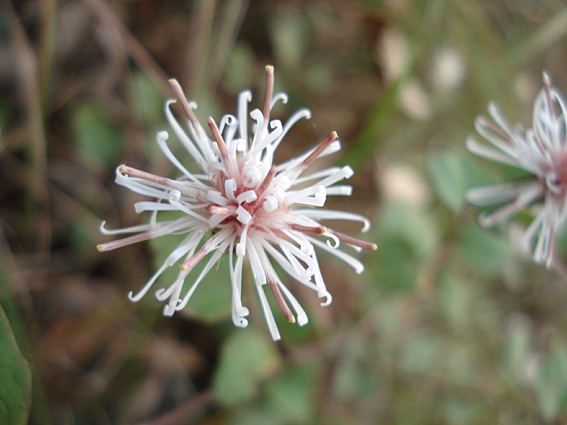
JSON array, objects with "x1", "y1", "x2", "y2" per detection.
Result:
[
  {"x1": 224, "y1": 42, "x2": 255, "y2": 95},
  {"x1": 333, "y1": 335, "x2": 373, "y2": 401},
  {"x1": 188, "y1": 257, "x2": 233, "y2": 321},
  {"x1": 499, "y1": 7, "x2": 567, "y2": 71},
  {"x1": 373, "y1": 237, "x2": 417, "y2": 291},
  {"x1": 0, "y1": 304, "x2": 31, "y2": 425},
  {"x1": 458, "y1": 224, "x2": 509, "y2": 273},
  {"x1": 265, "y1": 365, "x2": 317, "y2": 423},
  {"x1": 213, "y1": 328, "x2": 280, "y2": 405},
  {"x1": 71, "y1": 102, "x2": 122, "y2": 171},
  {"x1": 230, "y1": 408, "x2": 282, "y2": 425},
  {"x1": 127, "y1": 71, "x2": 164, "y2": 123},
  {"x1": 378, "y1": 202, "x2": 438, "y2": 256},
  {"x1": 341, "y1": 79, "x2": 400, "y2": 169},
  {"x1": 0, "y1": 100, "x2": 11, "y2": 130},
  {"x1": 427, "y1": 151, "x2": 488, "y2": 213},
  {"x1": 441, "y1": 396, "x2": 485, "y2": 425},
  {"x1": 427, "y1": 152, "x2": 465, "y2": 212},
  {"x1": 402, "y1": 332, "x2": 445, "y2": 374},
  {"x1": 373, "y1": 202, "x2": 438, "y2": 291},
  {"x1": 270, "y1": 12, "x2": 308, "y2": 69},
  {"x1": 504, "y1": 314, "x2": 533, "y2": 381},
  {"x1": 536, "y1": 338, "x2": 567, "y2": 421},
  {"x1": 439, "y1": 272, "x2": 472, "y2": 331}
]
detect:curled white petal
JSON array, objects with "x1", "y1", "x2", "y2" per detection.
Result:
[{"x1": 236, "y1": 206, "x2": 252, "y2": 224}]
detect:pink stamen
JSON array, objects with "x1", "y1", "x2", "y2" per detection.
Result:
[
  {"x1": 97, "y1": 230, "x2": 156, "y2": 252},
  {"x1": 257, "y1": 166, "x2": 277, "y2": 196},
  {"x1": 300, "y1": 131, "x2": 338, "y2": 171},
  {"x1": 169, "y1": 79, "x2": 203, "y2": 130},
  {"x1": 120, "y1": 165, "x2": 171, "y2": 186},
  {"x1": 209, "y1": 205, "x2": 236, "y2": 215},
  {"x1": 262, "y1": 65, "x2": 275, "y2": 125},
  {"x1": 328, "y1": 229, "x2": 377, "y2": 251},
  {"x1": 290, "y1": 223, "x2": 327, "y2": 235},
  {"x1": 477, "y1": 118, "x2": 514, "y2": 144},
  {"x1": 208, "y1": 116, "x2": 232, "y2": 167},
  {"x1": 543, "y1": 72, "x2": 557, "y2": 122},
  {"x1": 268, "y1": 277, "x2": 295, "y2": 323},
  {"x1": 180, "y1": 245, "x2": 209, "y2": 271}
]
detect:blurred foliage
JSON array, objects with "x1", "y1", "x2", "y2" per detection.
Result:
[
  {"x1": 3, "y1": 0, "x2": 567, "y2": 424},
  {"x1": 0, "y1": 304, "x2": 31, "y2": 425}
]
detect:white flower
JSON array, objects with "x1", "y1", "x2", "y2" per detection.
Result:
[
  {"x1": 98, "y1": 66, "x2": 376, "y2": 340},
  {"x1": 466, "y1": 73, "x2": 567, "y2": 269}
]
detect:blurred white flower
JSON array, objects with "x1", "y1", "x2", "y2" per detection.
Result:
[
  {"x1": 378, "y1": 163, "x2": 431, "y2": 208},
  {"x1": 430, "y1": 46, "x2": 466, "y2": 92},
  {"x1": 98, "y1": 66, "x2": 376, "y2": 340},
  {"x1": 399, "y1": 78, "x2": 432, "y2": 121},
  {"x1": 379, "y1": 28, "x2": 411, "y2": 82},
  {"x1": 466, "y1": 73, "x2": 567, "y2": 268}
]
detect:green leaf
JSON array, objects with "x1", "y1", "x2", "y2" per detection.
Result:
[
  {"x1": 536, "y1": 338, "x2": 567, "y2": 421},
  {"x1": 373, "y1": 236, "x2": 418, "y2": 291},
  {"x1": 458, "y1": 224, "x2": 509, "y2": 273},
  {"x1": 441, "y1": 396, "x2": 485, "y2": 425},
  {"x1": 504, "y1": 314, "x2": 533, "y2": 380},
  {"x1": 401, "y1": 332, "x2": 445, "y2": 374},
  {"x1": 224, "y1": 43, "x2": 256, "y2": 95},
  {"x1": 0, "y1": 304, "x2": 31, "y2": 425},
  {"x1": 127, "y1": 72, "x2": 164, "y2": 123},
  {"x1": 213, "y1": 328, "x2": 281, "y2": 405},
  {"x1": 265, "y1": 365, "x2": 317, "y2": 423},
  {"x1": 72, "y1": 102, "x2": 122, "y2": 171},
  {"x1": 378, "y1": 202, "x2": 438, "y2": 256},
  {"x1": 439, "y1": 272, "x2": 473, "y2": 330},
  {"x1": 341, "y1": 79, "x2": 400, "y2": 169},
  {"x1": 332, "y1": 335, "x2": 373, "y2": 400},
  {"x1": 187, "y1": 256, "x2": 233, "y2": 321},
  {"x1": 270, "y1": 12, "x2": 308, "y2": 69},
  {"x1": 373, "y1": 202, "x2": 439, "y2": 291},
  {"x1": 230, "y1": 408, "x2": 283, "y2": 425},
  {"x1": 427, "y1": 151, "x2": 488, "y2": 213}
]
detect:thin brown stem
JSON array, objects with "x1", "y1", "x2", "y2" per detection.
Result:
[
  {"x1": 135, "y1": 392, "x2": 215, "y2": 425},
  {"x1": 82, "y1": 0, "x2": 172, "y2": 95}
]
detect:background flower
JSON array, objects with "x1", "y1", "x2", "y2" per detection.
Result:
[{"x1": 467, "y1": 74, "x2": 567, "y2": 268}]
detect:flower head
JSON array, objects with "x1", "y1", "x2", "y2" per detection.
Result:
[
  {"x1": 466, "y1": 73, "x2": 567, "y2": 268},
  {"x1": 98, "y1": 66, "x2": 376, "y2": 340}
]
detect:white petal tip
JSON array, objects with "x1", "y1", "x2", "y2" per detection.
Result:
[
  {"x1": 319, "y1": 291, "x2": 333, "y2": 307},
  {"x1": 233, "y1": 318, "x2": 249, "y2": 328},
  {"x1": 163, "y1": 306, "x2": 175, "y2": 317},
  {"x1": 157, "y1": 131, "x2": 169, "y2": 141}
]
